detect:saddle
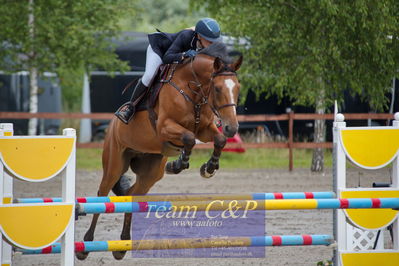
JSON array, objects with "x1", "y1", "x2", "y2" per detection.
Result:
[
  {"x1": 115, "y1": 64, "x2": 174, "y2": 122},
  {"x1": 133, "y1": 64, "x2": 173, "y2": 113}
]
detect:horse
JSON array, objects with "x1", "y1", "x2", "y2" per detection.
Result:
[{"x1": 76, "y1": 42, "x2": 243, "y2": 260}]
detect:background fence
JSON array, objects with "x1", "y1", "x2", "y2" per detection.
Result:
[{"x1": 0, "y1": 112, "x2": 394, "y2": 171}]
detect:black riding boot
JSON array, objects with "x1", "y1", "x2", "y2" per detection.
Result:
[{"x1": 115, "y1": 79, "x2": 147, "y2": 124}]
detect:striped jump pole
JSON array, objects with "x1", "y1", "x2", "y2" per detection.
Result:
[
  {"x1": 17, "y1": 234, "x2": 334, "y2": 254},
  {"x1": 14, "y1": 191, "x2": 336, "y2": 204},
  {"x1": 77, "y1": 198, "x2": 399, "y2": 214}
]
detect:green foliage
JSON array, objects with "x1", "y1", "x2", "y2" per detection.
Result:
[
  {"x1": 119, "y1": 0, "x2": 207, "y2": 33},
  {"x1": 57, "y1": 65, "x2": 84, "y2": 111},
  {"x1": 0, "y1": 0, "x2": 137, "y2": 111},
  {"x1": 0, "y1": 0, "x2": 134, "y2": 72},
  {"x1": 192, "y1": 0, "x2": 399, "y2": 111}
]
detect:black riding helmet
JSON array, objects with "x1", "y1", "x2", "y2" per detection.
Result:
[{"x1": 195, "y1": 18, "x2": 221, "y2": 42}]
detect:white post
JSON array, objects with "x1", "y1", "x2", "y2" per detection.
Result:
[
  {"x1": 0, "y1": 123, "x2": 14, "y2": 266},
  {"x1": 0, "y1": 124, "x2": 14, "y2": 204},
  {"x1": 61, "y1": 128, "x2": 76, "y2": 266},
  {"x1": 391, "y1": 113, "x2": 399, "y2": 250},
  {"x1": 79, "y1": 73, "x2": 92, "y2": 143},
  {"x1": 333, "y1": 113, "x2": 346, "y2": 266}
]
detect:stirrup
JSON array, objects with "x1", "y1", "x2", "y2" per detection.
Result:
[{"x1": 115, "y1": 103, "x2": 135, "y2": 124}]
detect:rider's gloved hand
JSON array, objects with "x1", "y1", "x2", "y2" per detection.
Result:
[{"x1": 184, "y1": 49, "x2": 197, "y2": 58}]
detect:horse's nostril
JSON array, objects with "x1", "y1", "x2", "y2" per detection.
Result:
[
  {"x1": 224, "y1": 125, "x2": 233, "y2": 134},
  {"x1": 223, "y1": 125, "x2": 237, "y2": 138}
]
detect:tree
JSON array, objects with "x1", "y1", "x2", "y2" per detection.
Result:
[
  {"x1": 0, "y1": 0, "x2": 135, "y2": 133},
  {"x1": 192, "y1": 0, "x2": 399, "y2": 171},
  {"x1": 119, "y1": 0, "x2": 207, "y2": 33}
]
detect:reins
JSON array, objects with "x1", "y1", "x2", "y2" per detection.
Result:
[{"x1": 161, "y1": 56, "x2": 237, "y2": 135}]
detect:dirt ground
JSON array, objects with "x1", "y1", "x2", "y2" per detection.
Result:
[{"x1": 11, "y1": 166, "x2": 392, "y2": 266}]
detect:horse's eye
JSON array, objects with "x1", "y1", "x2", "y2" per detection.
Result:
[{"x1": 215, "y1": 86, "x2": 222, "y2": 93}]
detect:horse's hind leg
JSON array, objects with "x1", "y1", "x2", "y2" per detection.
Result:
[
  {"x1": 76, "y1": 145, "x2": 130, "y2": 260},
  {"x1": 112, "y1": 153, "x2": 167, "y2": 260}
]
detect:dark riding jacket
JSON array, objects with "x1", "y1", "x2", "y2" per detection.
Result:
[{"x1": 148, "y1": 29, "x2": 197, "y2": 64}]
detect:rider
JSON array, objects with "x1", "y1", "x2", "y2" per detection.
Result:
[{"x1": 116, "y1": 18, "x2": 222, "y2": 124}]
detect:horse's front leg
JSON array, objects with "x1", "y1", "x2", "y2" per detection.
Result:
[
  {"x1": 159, "y1": 120, "x2": 196, "y2": 174},
  {"x1": 165, "y1": 131, "x2": 195, "y2": 174},
  {"x1": 198, "y1": 125, "x2": 227, "y2": 178}
]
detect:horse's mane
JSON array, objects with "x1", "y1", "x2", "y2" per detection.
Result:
[{"x1": 198, "y1": 42, "x2": 232, "y2": 64}]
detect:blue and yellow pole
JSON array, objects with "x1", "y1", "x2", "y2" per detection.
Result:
[{"x1": 18, "y1": 234, "x2": 333, "y2": 254}]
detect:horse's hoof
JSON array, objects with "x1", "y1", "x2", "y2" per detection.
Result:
[
  {"x1": 200, "y1": 163, "x2": 216, "y2": 178},
  {"x1": 112, "y1": 250, "x2": 127, "y2": 260},
  {"x1": 165, "y1": 162, "x2": 176, "y2": 174},
  {"x1": 165, "y1": 161, "x2": 186, "y2": 174},
  {"x1": 76, "y1": 251, "x2": 89, "y2": 260}
]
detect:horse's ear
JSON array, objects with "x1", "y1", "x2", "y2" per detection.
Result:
[
  {"x1": 232, "y1": 55, "x2": 243, "y2": 71},
  {"x1": 213, "y1": 57, "x2": 223, "y2": 72}
]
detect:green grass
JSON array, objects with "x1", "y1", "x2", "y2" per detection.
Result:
[
  {"x1": 76, "y1": 148, "x2": 103, "y2": 170},
  {"x1": 77, "y1": 148, "x2": 332, "y2": 170}
]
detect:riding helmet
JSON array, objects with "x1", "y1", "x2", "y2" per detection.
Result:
[{"x1": 195, "y1": 18, "x2": 221, "y2": 42}]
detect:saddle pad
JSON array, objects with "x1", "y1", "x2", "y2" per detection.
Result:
[{"x1": 135, "y1": 64, "x2": 172, "y2": 112}]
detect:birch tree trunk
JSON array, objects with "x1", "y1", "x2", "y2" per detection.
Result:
[
  {"x1": 27, "y1": 0, "x2": 38, "y2": 135},
  {"x1": 311, "y1": 83, "x2": 325, "y2": 172}
]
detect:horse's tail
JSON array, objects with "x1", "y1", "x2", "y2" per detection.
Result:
[{"x1": 111, "y1": 175, "x2": 132, "y2": 196}]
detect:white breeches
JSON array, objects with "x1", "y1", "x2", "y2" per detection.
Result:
[{"x1": 142, "y1": 45, "x2": 163, "y2": 87}]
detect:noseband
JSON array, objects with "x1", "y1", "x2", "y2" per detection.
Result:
[{"x1": 163, "y1": 57, "x2": 238, "y2": 134}]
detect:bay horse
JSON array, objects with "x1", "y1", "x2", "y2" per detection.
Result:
[{"x1": 76, "y1": 42, "x2": 243, "y2": 260}]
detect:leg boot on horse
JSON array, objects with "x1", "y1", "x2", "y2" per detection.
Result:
[
  {"x1": 200, "y1": 133, "x2": 227, "y2": 178},
  {"x1": 115, "y1": 79, "x2": 147, "y2": 124},
  {"x1": 165, "y1": 132, "x2": 196, "y2": 174}
]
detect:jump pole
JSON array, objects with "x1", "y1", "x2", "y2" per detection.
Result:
[
  {"x1": 76, "y1": 198, "x2": 399, "y2": 214},
  {"x1": 15, "y1": 191, "x2": 336, "y2": 204},
  {"x1": 17, "y1": 234, "x2": 334, "y2": 254}
]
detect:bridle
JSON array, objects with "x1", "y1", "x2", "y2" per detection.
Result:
[
  {"x1": 163, "y1": 57, "x2": 237, "y2": 134},
  {"x1": 209, "y1": 66, "x2": 238, "y2": 116}
]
